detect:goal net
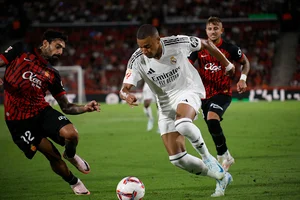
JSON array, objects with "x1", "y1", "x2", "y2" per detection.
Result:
[{"x1": 0, "y1": 65, "x2": 86, "y2": 104}]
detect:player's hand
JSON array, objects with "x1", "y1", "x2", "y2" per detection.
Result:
[
  {"x1": 225, "y1": 65, "x2": 235, "y2": 77},
  {"x1": 0, "y1": 78, "x2": 3, "y2": 86},
  {"x1": 84, "y1": 100, "x2": 100, "y2": 112},
  {"x1": 237, "y1": 80, "x2": 247, "y2": 94},
  {"x1": 125, "y1": 93, "x2": 138, "y2": 107}
]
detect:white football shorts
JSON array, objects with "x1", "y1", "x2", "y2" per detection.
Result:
[{"x1": 158, "y1": 91, "x2": 201, "y2": 135}]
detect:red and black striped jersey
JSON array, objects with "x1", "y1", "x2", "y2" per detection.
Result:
[
  {"x1": 189, "y1": 38, "x2": 244, "y2": 99},
  {"x1": 0, "y1": 42, "x2": 66, "y2": 120}
]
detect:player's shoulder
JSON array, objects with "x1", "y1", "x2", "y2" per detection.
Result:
[
  {"x1": 161, "y1": 35, "x2": 190, "y2": 46},
  {"x1": 221, "y1": 38, "x2": 240, "y2": 49},
  {"x1": 3, "y1": 41, "x2": 30, "y2": 54},
  {"x1": 46, "y1": 65, "x2": 61, "y2": 78},
  {"x1": 127, "y1": 49, "x2": 144, "y2": 69}
]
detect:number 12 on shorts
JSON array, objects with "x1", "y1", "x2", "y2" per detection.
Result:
[{"x1": 20, "y1": 131, "x2": 35, "y2": 144}]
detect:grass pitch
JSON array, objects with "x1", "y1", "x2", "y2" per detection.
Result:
[{"x1": 0, "y1": 101, "x2": 300, "y2": 200}]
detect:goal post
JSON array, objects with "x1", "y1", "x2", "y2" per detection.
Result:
[
  {"x1": 54, "y1": 66, "x2": 85, "y2": 104},
  {"x1": 0, "y1": 65, "x2": 86, "y2": 104}
]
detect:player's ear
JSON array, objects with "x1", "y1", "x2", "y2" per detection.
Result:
[
  {"x1": 156, "y1": 36, "x2": 160, "y2": 43},
  {"x1": 42, "y1": 39, "x2": 49, "y2": 48}
]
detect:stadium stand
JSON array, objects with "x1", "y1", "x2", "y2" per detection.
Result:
[{"x1": 0, "y1": 0, "x2": 299, "y2": 94}]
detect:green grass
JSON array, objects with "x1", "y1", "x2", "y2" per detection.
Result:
[{"x1": 0, "y1": 101, "x2": 300, "y2": 200}]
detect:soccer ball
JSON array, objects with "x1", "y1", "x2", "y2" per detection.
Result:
[{"x1": 116, "y1": 176, "x2": 145, "y2": 200}]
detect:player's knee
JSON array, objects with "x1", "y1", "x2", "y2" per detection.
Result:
[
  {"x1": 207, "y1": 119, "x2": 222, "y2": 136},
  {"x1": 63, "y1": 130, "x2": 79, "y2": 142},
  {"x1": 144, "y1": 100, "x2": 151, "y2": 108},
  {"x1": 169, "y1": 151, "x2": 187, "y2": 168},
  {"x1": 174, "y1": 118, "x2": 193, "y2": 136},
  {"x1": 60, "y1": 124, "x2": 79, "y2": 142}
]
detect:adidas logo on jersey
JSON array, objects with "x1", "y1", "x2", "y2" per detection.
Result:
[{"x1": 147, "y1": 68, "x2": 155, "y2": 75}]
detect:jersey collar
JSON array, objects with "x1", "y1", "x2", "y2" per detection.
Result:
[{"x1": 215, "y1": 38, "x2": 223, "y2": 47}]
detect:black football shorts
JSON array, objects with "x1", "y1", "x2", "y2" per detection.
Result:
[
  {"x1": 201, "y1": 94, "x2": 232, "y2": 121},
  {"x1": 5, "y1": 106, "x2": 72, "y2": 159}
]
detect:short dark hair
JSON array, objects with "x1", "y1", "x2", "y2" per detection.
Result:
[
  {"x1": 207, "y1": 16, "x2": 222, "y2": 25},
  {"x1": 42, "y1": 29, "x2": 68, "y2": 43},
  {"x1": 136, "y1": 24, "x2": 159, "y2": 39}
]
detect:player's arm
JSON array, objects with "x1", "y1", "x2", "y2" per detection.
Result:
[
  {"x1": 0, "y1": 42, "x2": 24, "y2": 85},
  {"x1": 188, "y1": 51, "x2": 198, "y2": 65},
  {"x1": 0, "y1": 57, "x2": 5, "y2": 85},
  {"x1": 56, "y1": 94, "x2": 100, "y2": 115},
  {"x1": 236, "y1": 54, "x2": 250, "y2": 93},
  {"x1": 0, "y1": 57, "x2": 5, "y2": 68},
  {"x1": 50, "y1": 69, "x2": 100, "y2": 114},
  {"x1": 0, "y1": 56, "x2": 6, "y2": 79},
  {"x1": 200, "y1": 39, "x2": 235, "y2": 75},
  {"x1": 120, "y1": 83, "x2": 138, "y2": 106},
  {"x1": 120, "y1": 52, "x2": 142, "y2": 107},
  {"x1": 0, "y1": 58, "x2": 4, "y2": 85}
]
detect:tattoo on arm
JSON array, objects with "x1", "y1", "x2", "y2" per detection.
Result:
[
  {"x1": 56, "y1": 94, "x2": 86, "y2": 115},
  {"x1": 240, "y1": 55, "x2": 250, "y2": 75}
]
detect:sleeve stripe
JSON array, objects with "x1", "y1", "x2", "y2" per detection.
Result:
[
  {"x1": 128, "y1": 50, "x2": 143, "y2": 69},
  {"x1": 163, "y1": 37, "x2": 190, "y2": 46},
  {"x1": 53, "y1": 91, "x2": 66, "y2": 99},
  {"x1": 237, "y1": 53, "x2": 244, "y2": 62},
  {"x1": 164, "y1": 41, "x2": 190, "y2": 46},
  {"x1": 0, "y1": 54, "x2": 9, "y2": 64}
]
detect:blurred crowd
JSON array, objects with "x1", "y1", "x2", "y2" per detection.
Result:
[
  {"x1": 2, "y1": 0, "x2": 282, "y2": 24},
  {"x1": 22, "y1": 20, "x2": 279, "y2": 93},
  {"x1": 1, "y1": 0, "x2": 298, "y2": 93},
  {"x1": 290, "y1": 39, "x2": 300, "y2": 87}
]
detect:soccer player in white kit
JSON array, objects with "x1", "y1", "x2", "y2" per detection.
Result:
[
  {"x1": 142, "y1": 82, "x2": 158, "y2": 131},
  {"x1": 119, "y1": 24, "x2": 235, "y2": 197}
]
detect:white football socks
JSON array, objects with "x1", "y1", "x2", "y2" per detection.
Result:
[
  {"x1": 143, "y1": 106, "x2": 153, "y2": 120},
  {"x1": 175, "y1": 118, "x2": 210, "y2": 159},
  {"x1": 169, "y1": 151, "x2": 221, "y2": 180}
]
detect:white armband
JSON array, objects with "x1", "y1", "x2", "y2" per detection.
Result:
[
  {"x1": 240, "y1": 74, "x2": 247, "y2": 81},
  {"x1": 225, "y1": 63, "x2": 234, "y2": 72}
]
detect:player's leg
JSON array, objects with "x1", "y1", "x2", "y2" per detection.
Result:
[
  {"x1": 155, "y1": 103, "x2": 160, "y2": 133},
  {"x1": 37, "y1": 138, "x2": 90, "y2": 195},
  {"x1": 159, "y1": 104, "x2": 231, "y2": 197},
  {"x1": 204, "y1": 94, "x2": 234, "y2": 171},
  {"x1": 143, "y1": 83, "x2": 154, "y2": 131},
  {"x1": 161, "y1": 132, "x2": 223, "y2": 180},
  {"x1": 174, "y1": 92, "x2": 212, "y2": 159},
  {"x1": 143, "y1": 98, "x2": 154, "y2": 131},
  {"x1": 163, "y1": 133, "x2": 233, "y2": 197},
  {"x1": 5, "y1": 117, "x2": 89, "y2": 195},
  {"x1": 41, "y1": 107, "x2": 90, "y2": 174},
  {"x1": 59, "y1": 124, "x2": 90, "y2": 174},
  {"x1": 174, "y1": 92, "x2": 228, "y2": 179}
]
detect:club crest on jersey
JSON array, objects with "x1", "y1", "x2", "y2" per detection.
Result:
[
  {"x1": 30, "y1": 144, "x2": 37, "y2": 152},
  {"x1": 44, "y1": 70, "x2": 50, "y2": 78},
  {"x1": 170, "y1": 56, "x2": 177, "y2": 65}
]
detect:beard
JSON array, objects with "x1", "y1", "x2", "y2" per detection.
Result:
[{"x1": 48, "y1": 54, "x2": 61, "y2": 65}]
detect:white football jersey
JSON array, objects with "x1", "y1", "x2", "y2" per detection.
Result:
[{"x1": 123, "y1": 35, "x2": 206, "y2": 106}]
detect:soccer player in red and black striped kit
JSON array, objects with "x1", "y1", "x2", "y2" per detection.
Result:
[
  {"x1": 0, "y1": 30, "x2": 100, "y2": 195},
  {"x1": 189, "y1": 17, "x2": 250, "y2": 171}
]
